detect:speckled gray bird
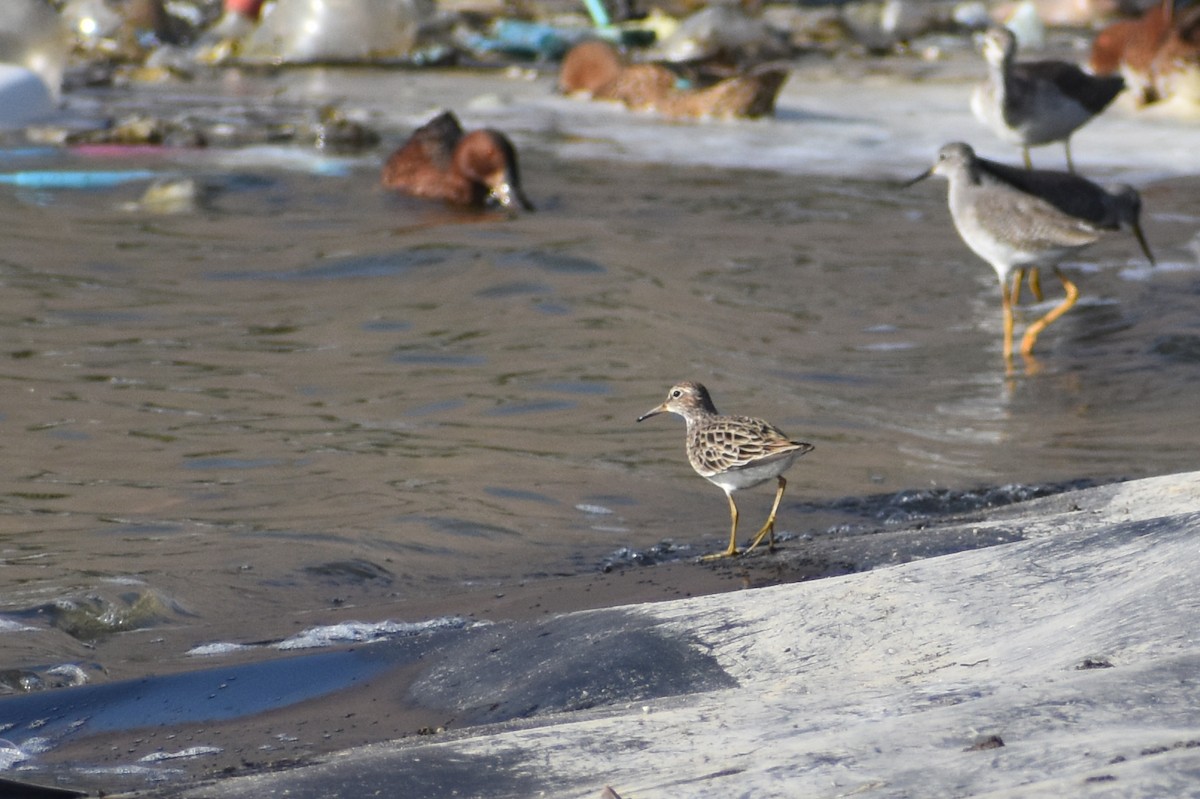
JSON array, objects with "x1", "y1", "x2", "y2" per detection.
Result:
[{"x1": 637, "y1": 382, "x2": 814, "y2": 559}]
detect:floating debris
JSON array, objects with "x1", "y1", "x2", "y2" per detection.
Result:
[
  {"x1": 559, "y1": 40, "x2": 788, "y2": 120},
  {"x1": 241, "y1": 0, "x2": 433, "y2": 65},
  {"x1": 126, "y1": 177, "x2": 210, "y2": 214}
]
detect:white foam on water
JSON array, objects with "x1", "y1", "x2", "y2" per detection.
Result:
[
  {"x1": 138, "y1": 746, "x2": 223, "y2": 763},
  {"x1": 275, "y1": 616, "x2": 470, "y2": 650},
  {"x1": 185, "y1": 641, "x2": 253, "y2": 657},
  {"x1": 421, "y1": 69, "x2": 1200, "y2": 181},
  {"x1": 188, "y1": 615, "x2": 473, "y2": 656},
  {"x1": 1120, "y1": 259, "x2": 1200, "y2": 281},
  {"x1": 45, "y1": 664, "x2": 90, "y2": 687},
  {"x1": 0, "y1": 617, "x2": 36, "y2": 633},
  {"x1": 0, "y1": 736, "x2": 51, "y2": 771}
]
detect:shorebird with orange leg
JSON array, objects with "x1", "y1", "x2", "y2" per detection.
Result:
[
  {"x1": 905, "y1": 143, "x2": 1155, "y2": 367},
  {"x1": 972, "y1": 26, "x2": 1126, "y2": 172}
]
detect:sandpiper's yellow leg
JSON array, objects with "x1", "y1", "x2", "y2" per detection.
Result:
[
  {"x1": 745, "y1": 477, "x2": 787, "y2": 554},
  {"x1": 1020, "y1": 267, "x2": 1078, "y2": 355},
  {"x1": 701, "y1": 492, "x2": 741, "y2": 560},
  {"x1": 1064, "y1": 139, "x2": 1075, "y2": 175},
  {"x1": 1022, "y1": 147, "x2": 1033, "y2": 170}
]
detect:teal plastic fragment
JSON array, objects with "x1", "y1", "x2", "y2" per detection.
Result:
[
  {"x1": 0, "y1": 170, "x2": 159, "y2": 189},
  {"x1": 581, "y1": 0, "x2": 611, "y2": 27}
]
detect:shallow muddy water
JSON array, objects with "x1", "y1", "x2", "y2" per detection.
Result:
[{"x1": 2, "y1": 68, "x2": 1200, "y2": 697}]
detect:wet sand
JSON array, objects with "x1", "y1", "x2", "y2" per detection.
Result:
[
  {"x1": 0, "y1": 483, "x2": 1061, "y2": 793},
  {"x1": 15, "y1": 552, "x2": 822, "y2": 792}
]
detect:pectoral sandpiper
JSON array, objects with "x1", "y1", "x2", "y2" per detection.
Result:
[{"x1": 637, "y1": 382, "x2": 814, "y2": 559}]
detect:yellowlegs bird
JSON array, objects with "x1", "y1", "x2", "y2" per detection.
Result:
[
  {"x1": 905, "y1": 142, "x2": 1155, "y2": 362},
  {"x1": 971, "y1": 26, "x2": 1125, "y2": 172},
  {"x1": 637, "y1": 382, "x2": 813, "y2": 559}
]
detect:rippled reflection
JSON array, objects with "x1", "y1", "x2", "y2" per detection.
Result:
[{"x1": 0, "y1": 147, "x2": 1197, "y2": 681}]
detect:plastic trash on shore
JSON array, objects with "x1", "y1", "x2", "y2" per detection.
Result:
[
  {"x1": 649, "y1": 4, "x2": 788, "y2": 65},
  {"x1": 60, "y1": 0, "x2": 124, "y2": 49},
  {"x1": 0, "y1": 169, "x2": 160, "y2": 189},
  {"x1": 1002, "y1": 0, "x2": 1045, "y2": 50},
  {"x1": 841, "y1": 0, "x2": 977, "y2": 53},
  {"x1": 458, "y1": 19, "x2": 594, "y2": 60},
  {"x1": 61, "y1": 0, "x2": 202, "y2": 59},
  {"x1": 240, "y1": 0, "x2": 433, "y2": 64},
  {"x1": 0, "y1": 0, "x2": 69, "y2": 103},
  {"x1": 191, "y1": 0, "x2": 266, "y2": 64},
  {"x1": 0, "y1": 66, "x2": 56, "y2": 129}
]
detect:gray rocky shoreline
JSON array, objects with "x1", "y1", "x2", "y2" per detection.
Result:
[{"x1": 142, "y1": 470, "x2": 1200, "y2": 798}]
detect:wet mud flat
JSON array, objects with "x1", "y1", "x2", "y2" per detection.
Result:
[
  {"x1": 4, "y1": 471, "x2": 1200, "y2": 798},
  {"x1": 0, "y1": 512, "x2": 929, "y2": 794},
  {"x1": 0, "y1": 476, "x2": 1133, "y2": 794}
]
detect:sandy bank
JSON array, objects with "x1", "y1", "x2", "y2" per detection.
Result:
[
  {"x1": 4, "y1": 470, "x2": 1190, "y2": 797},
  {"x1": 163, "y1": 470, "x2": 1200, "y2": 798}
]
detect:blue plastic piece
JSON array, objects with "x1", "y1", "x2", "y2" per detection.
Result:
[
  {"x1": 0, "y1": 170, "x2": 159, "y2": 189},
  {"x1": 581, "y1": 0, "x2": 611, "y2": 27}
]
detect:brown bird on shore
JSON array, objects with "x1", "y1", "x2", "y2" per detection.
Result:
[
  {"x1": 1149, "y1": 2, "x2": 1200, "y2": 108},
  {"x1": 381, "y1": 111, "x2": 533, "y2": 211},
  {"x1": 1089, "y1": 0, "x2": 1176, "y2": 104},
  {"x1": 972, "y1": 26, "x2": 1125, "y2": 172}
]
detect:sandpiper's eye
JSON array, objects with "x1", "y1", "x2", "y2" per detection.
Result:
[{"x1": 671, "y1": 389, "x2": 682, "y2": 398}]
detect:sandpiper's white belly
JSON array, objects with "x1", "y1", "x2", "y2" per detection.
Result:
[{"x1": 702, "y1": 454, "x2": 797, "y2": 492}]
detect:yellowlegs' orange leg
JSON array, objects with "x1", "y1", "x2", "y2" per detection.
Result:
[
  {"x1": 1010, "y1": 267, "x2": 1025, "y2": 306},
  {"x1": 1020, "y1": 267, "x2": 1079, "y2": 355},
  {"x1": 1001, "y1": 274, "x2": 1017, "y2": 365},
  {"x1": 1028, "y1": 268, "x2": 1044, "y2": 302},
  {"x1": 906, "y1": 143, "x2": 1150, "y2": 364}
]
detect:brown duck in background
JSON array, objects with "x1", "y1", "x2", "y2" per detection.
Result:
[
  {"x1": 1152, "y1": 3, "x2": 1200, "y2": 106},
  {"x1": 1089, "y1": 0, "x2": 1176, "y2": 104},
  {"x1": 381, "y1": 111, "x2": 533, "y2": 211},
  {"x1": 1090, "y1": 0, "x2": 1200, "y2": 110},
  {"x1": 558, "y1": 40, "x2": 788, "y2": 120}
]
